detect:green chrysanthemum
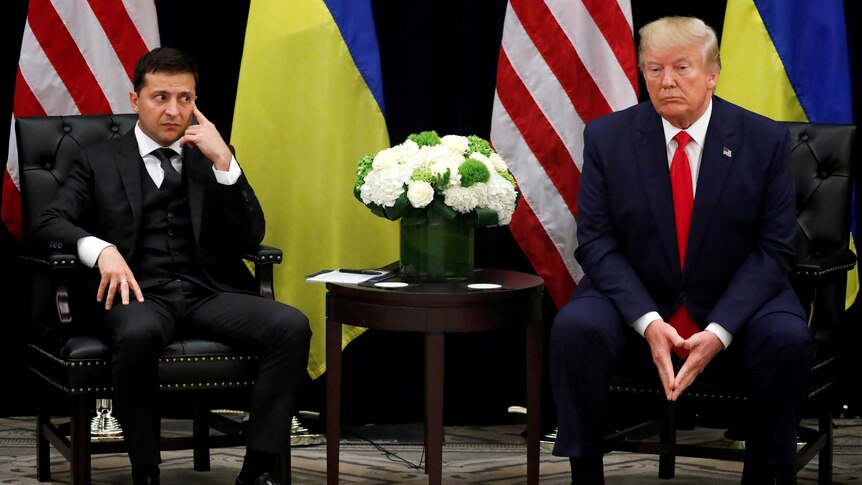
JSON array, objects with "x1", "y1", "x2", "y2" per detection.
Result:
[
  {"x1": 408, "y1": 130, "x2": 442, "y2": 147},
  {"x1": 467, "y1": 135, "x2": 492, "y2": 157},
  {"x1": 458, "y1": 158, "x2": 490, "y2": 188},
  {"x1": 411, "y1": 168, "x2": 435, "y2": 183},
  {"x1": 355, "y1": 154, "x2": 375, "y2": 190}
]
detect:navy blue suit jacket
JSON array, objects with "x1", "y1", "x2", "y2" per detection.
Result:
[{"x1": 573, "y1": 96, "x2": 804, "y2": 336}]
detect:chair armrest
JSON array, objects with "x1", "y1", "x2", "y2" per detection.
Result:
[
  {"x1": 793, "y1": 248, "x2": 857, "y2": 280},
  {"x1": 242, "y1": 244, "x2": 283, "y2": 265},
  {"x1": 18, "y1": 251, "x2": 78, "y2": 269},
  {"x1": 242, "y1": 245, "x2": 283, "y2": 300},
  {"x1": 18, "y1": 251, "x2": 78, "y2": 326}
]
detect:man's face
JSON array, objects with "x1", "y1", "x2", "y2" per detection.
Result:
[
  {"x1": 641, "y1": 44, "x2": 718, "y2": 129},
  {"x1": 129, "y1": 71, "x2": 196, "y2": 146}
]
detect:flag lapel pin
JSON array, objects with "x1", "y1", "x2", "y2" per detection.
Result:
[{"x1": 723, "y1": 147, "x2": 733, "y2": 158}]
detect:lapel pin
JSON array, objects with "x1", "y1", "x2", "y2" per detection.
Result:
[{"x1": 722, "y1": 147, "x2": 732, "y2": 158}]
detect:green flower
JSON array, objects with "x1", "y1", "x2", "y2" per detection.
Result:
[
  {"x1": 467, "y1": 135, "x2": 492, "y2": 157},
  {"x1": 411, "y1": 168, "x2": 435, "y2": 183},
  {"x1": 459, "y1": 158, "x2": 490, "y2": 188},
  {"x1": 408, "y1": 130, "x2": 441, "y2": 147},
  {"x1": 497, "y1": 169, "x2": 516, "y2": 186},
  {"x1": 354, "y1": 154, "x2": 375, "y2": 190}
]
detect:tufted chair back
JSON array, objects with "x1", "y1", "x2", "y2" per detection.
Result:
[
  {"x1": 17, "y1": 114, "x2": 138, "y2": 239},
  {"x1": 606, "y1": 122, "x2": 856, "y2": 484},
  {"x1": 788, "y1": 123, "x2": 856, "y2": 348}
]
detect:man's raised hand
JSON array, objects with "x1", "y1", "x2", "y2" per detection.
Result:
[{"x1": 180, "y1": 103, "x2": 233, "y2": 171}]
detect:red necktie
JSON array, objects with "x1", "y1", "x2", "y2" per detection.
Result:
[{"x1": 667, "y1": 131, "x2": 698, "y2": 358}]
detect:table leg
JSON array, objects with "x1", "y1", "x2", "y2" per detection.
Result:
[
  {"x1": 425, "y1": 333, "x2": 444, "y2": 485},
  {"x1": 326, "y1": 317, "x2": 342, "y2": 485},
  {"x1": 526, "y1": 319, "x2": 542, "y2": 485}
]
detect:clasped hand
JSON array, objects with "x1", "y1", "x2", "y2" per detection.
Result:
[{"x1": 644, "y1": 319, "x2": 723, "y2": 401}]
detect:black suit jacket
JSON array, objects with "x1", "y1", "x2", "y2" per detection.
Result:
[{"x1": 32, "y1": 129, "x2": 265, "y2": 294}]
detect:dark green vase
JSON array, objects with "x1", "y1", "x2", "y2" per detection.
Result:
[{"x1": 400, "y1": 212, "x2": 474, "y2": 281}]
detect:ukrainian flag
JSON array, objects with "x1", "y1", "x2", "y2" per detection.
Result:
[
  {"x1": 231, "y1": 0, "x2": 397, "y2": 378},
  {"x1": 716, "y1": 0, "x2": 857, "y2": 309}
]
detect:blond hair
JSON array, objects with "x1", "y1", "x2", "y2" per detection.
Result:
[{"x1": 638, "y1": 16, "x2": 720, "y2": 73}]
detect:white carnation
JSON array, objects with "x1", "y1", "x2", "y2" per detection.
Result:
[
  {"x1": 468, "y1": 151, "x2": 490, "y2": 164},
  {"x1": 406, "y1": 180, "x2": 435, "y2": 208},
  {"x1": 416, "y1": 145, "x2": 462, "y2": 185},
  {"x1": 482, "y1": 174, "x2": 518, "y2": 225},
  {"x1": 360, "y1": 164, "x2": 411, "y2": 207},
  {"x1": 372, "y1": 148, "x2": 399, "y2": 170},
  {"x1": 391, "y1": 140, "x2": 420, "y2": 167},
  {"x1": 489, "y1": 152, "x2": 508, "y2": 172},
  {"x1": 442, "y1": 186, "x2": 480, "y2": 214},
  {"x1": 358, "y1": 133, "x2": 518, "y2": 227},
  {"x1": 440, "y1": 135, "x2": 469, "y2": 154}
]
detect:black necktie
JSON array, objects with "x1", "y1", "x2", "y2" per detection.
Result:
[{"x1": 151, "y1": 148, "x2": 180, "y2": 193}]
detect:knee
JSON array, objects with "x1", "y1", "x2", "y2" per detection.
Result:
[
  {"x1": 754, "y1": 314, "x2": 813, "y2": 364},
  {"x1": 270, "y1": 305, "x2": 311, "y2": 348},
  {"x1": 113, "y1": 321, "x2": 166, "y2": 355},
  {"x1": 549, "y1": 298, "x2": 624, "y2": 360},
  {"x1": 550, "y1": 298, "x2": 618, "y2": 356},
  {"x1": 778, "y1": 319, "x2": 813, "y2": 361}
]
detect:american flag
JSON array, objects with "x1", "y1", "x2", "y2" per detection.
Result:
[
  {"x1": 2, "y1": 0, "x2": 160, "y2": 240},
  {"x1": 491, "y1": 0, "x2": 639, "y2": 307}
]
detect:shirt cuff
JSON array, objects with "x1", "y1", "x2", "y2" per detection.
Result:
[
  {"x1": 77, "y1": 236, "x2": 114, "y2": 268},
  {"x1": 212, "y1": 155, "x2": 241, "y2": 185},
  {"x1": 632, "y1": 311, "x2": 662, "y2": 337},
  {"x1": 705, "y1": 322, "x2": 733, "y2": 348}
]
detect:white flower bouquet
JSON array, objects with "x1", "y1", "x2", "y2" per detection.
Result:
[{"x1": 354, "y1": 131, "x2": 519, "y2": 227}]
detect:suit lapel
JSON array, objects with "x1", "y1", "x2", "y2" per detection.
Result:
[
  {"x1": 635, "y1": 106, "x2": 679, "y2": 272},
  {"x1": 685, "y1": 97, "x2": 737, "y2": 270},
  {"x1": 116, "y1": 132, "x2": 143, "y2": 243}
]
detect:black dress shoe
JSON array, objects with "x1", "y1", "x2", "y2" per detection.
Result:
[{"x1": 236, "y1": 471, "x2": 280, "y2": 485}]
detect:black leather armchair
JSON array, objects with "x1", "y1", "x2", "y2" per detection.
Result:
[
  {"x1": 604, "y1": 123, "x2": 857, "y2": 483},
  {"x1": 16, "y1": 114, "x2": 290, "y2": 484}
]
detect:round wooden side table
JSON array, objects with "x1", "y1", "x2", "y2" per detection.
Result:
[{"x1": 325, "y1": 268, "x2": 544, "y2": 485}]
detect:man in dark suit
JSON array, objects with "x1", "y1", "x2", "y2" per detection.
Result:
[
  {"x1": 32, "y1": 47, "x2": 310, "y2": 485},
  {"x1": 549, "y1": 17, "x2": 812, "y2": 485}
]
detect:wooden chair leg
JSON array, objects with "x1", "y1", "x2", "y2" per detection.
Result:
[
  {"x1": 36, "y1": 412, "x2": 51, "y2": 482},
  {"x1": 193, "y1": 398, "x2": 211, "y2": 472},
  {"x1": 70, "y1": 399, "x2": 91, "y2": 485},
  {"x1": 658, "y1": 402, "x2": 676, "y2": 479},
  {"x1": 818, "y1": 410, "x2": 833, "y2": 485}
]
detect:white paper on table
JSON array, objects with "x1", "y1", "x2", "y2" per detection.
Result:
[{"x1": 305, "y1": 269, "x2": 392, "y2": 284}]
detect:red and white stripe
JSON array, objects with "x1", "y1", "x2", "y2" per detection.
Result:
[
  {"x1": 2, "y1": 0, "x2": 159, "y2": 240},
  {"x1": 491, "y1": 0, "x2": 639, "y2": 308}
]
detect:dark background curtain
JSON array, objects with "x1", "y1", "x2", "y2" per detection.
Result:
[{"x1": 1, "y1": 1, "x2": 859, "y2": 425}]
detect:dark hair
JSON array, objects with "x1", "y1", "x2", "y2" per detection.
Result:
[{"x1": 133, "y1": 47, "x2": 199, "y2": 93}]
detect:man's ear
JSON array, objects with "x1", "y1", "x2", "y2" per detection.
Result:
[
  {"x1": 707, "y1": 70, "x2": 719, "y2": 90},
  {"x1": 129, "y1": 91, "x2": 140, "y2": 113}
]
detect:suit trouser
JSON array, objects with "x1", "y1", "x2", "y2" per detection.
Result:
[
  {"x1": 549, "y1": 289, "x2": 812, "y2": 468},
  {"x1": 98, "y1": 279, "x2": 311, "y2": 468}
]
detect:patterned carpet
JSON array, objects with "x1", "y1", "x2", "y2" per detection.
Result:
[{"x1": 0, "y1": 417, "x2": 860, "y2": 484}]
